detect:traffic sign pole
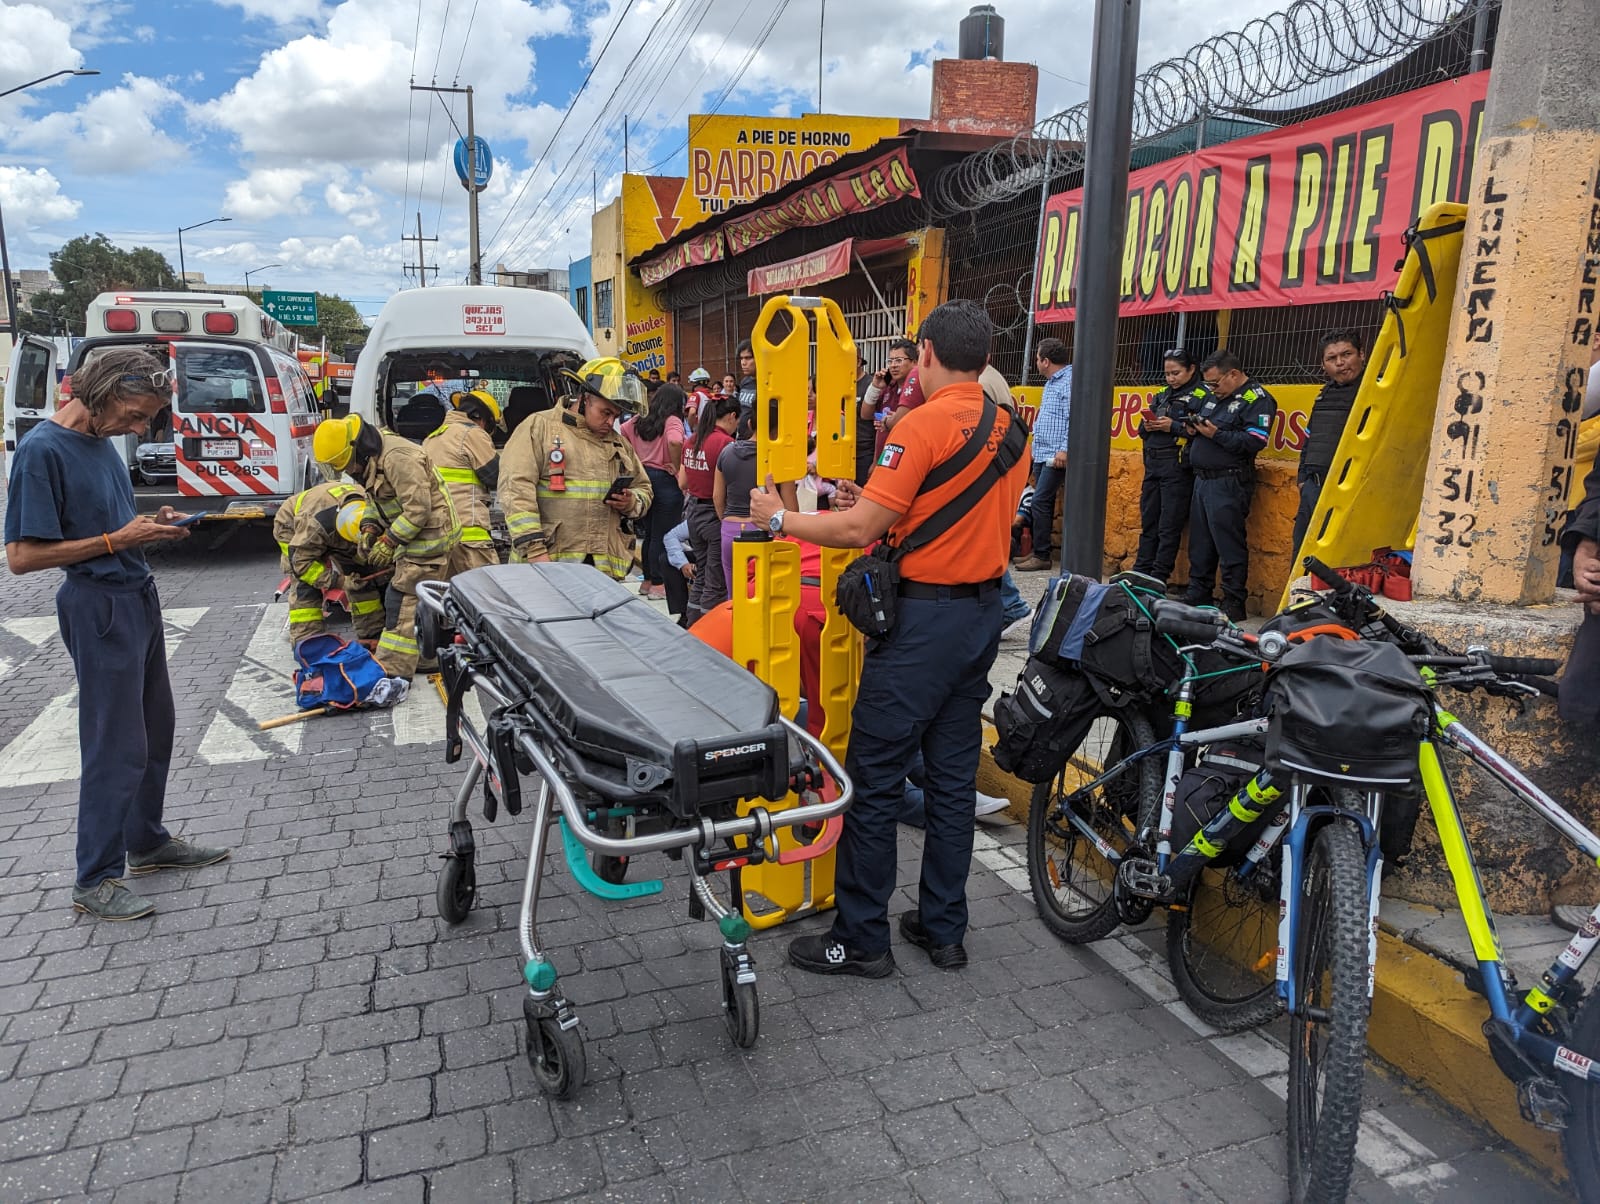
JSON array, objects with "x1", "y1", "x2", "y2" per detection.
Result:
[{"x1": 466, "y1": 85, "x2": 480, "y2": 286}]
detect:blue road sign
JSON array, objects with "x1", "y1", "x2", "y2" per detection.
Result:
[{"x1": 454, "y1": 137, "x2": 493, "y2": 191}]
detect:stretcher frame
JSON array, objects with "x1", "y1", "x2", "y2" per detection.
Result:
[{"x1": 415, "y1": 578, "x2": 855, "y2": 1100}]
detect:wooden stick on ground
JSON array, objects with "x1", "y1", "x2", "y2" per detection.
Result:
[{"x1": 258, "y1": 706, "x2": 333, "y2": 731}]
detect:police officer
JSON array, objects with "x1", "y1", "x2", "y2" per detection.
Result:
[
  {"x1": 424, "y1": 389, "x2": 502, "y2": 576},
  {"x1": 272, "y1": 482, "x2": 386, "y2": 646},
  {"x1": 1292, "y1": 330, "x2": 1367, "y2": 555},
  {"x1": 1182, "y1": 351, "x2": 1276, "y2": 621},
  {"x1": 312, "y1": 415, "x2": 459, "y2": 679},
  {"x1": 748, "y1": 299, "x2": 1029, "y2": 977},
  {"x1": 1132, "y1": 348, "x2": 1209, "y2": 586}
]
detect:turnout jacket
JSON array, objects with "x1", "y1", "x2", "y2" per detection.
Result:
[
  {"x1": 499, "y1": 406, "x2": 652, "y2": 579},
  {"x1": 272, "y1": 481, "x2": 370, "y2": 587},
  {"x1": 422, "y1": 410, "x2": 499, "y2": 542},
  {"x1": 358, "y1": 430, "x2": 459, "y2": 559}
]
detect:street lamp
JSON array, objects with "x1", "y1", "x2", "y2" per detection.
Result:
[
  {"x1": 0, "y1": 68, "x2": 99, "y2": 340},
  {"x1": 176, "y1": 217, "x2": 231, "y2": 292},
  {"x1": 0, "y1": 68, "x2": 100, "y2": 100},
  {"x1": 244, "y1": 263, "x2": 282, "y2": 292}
]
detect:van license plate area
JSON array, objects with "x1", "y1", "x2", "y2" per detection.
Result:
[{"x1": 198, "y1": 438, "x2": 240, "y2": 460}]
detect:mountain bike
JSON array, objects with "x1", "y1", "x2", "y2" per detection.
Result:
[{"x1": 1268, "y1": 561, "x2": 1598, "y2": 1203}]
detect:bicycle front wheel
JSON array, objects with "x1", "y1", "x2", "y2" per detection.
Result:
[
  {"x1": 1026, "y1": 706, "x2": 1159, "y2": 944},
  {"x1": 1287, "y1": 819, "x2": 1370, "y2": 1204},
  {"x1": 1562, "y1": 985, "x2": 1600, "y2": 1203}
]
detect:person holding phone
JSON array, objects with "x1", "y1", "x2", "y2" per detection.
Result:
[
  {"x1": 4, "y1": 347, "x2": 230, "y2": 922},
  {"x1": 1132, "y1": 348, "x2": 1210, "y2": 586},
  {"x1": 712, "y1": 409, "x2": 798, "y2": 596}
]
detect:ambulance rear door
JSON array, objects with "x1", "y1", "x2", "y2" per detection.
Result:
[
  {"x1": 4, "y1": 335, "x2": 58, "y2": 462},
  {"x1": 169, "y1": 340, "x2": 285, "y2": 501}
]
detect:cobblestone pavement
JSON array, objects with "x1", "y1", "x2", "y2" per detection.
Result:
[{"x1": 0, "y1": 528, "x2": 1570, "y2": 1202}]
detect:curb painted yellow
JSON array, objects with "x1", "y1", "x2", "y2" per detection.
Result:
[{"x1": 975, "y1": 728, "x2": 1566, "y2": 1178}]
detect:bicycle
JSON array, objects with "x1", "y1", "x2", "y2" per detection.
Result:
[{"x1": 1267, "y1": 560, "x2": 1598, "y2": 1203}]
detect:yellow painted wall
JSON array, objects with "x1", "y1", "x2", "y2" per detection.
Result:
[{"x1": 591, "y1": 177, "x2": 678, "y2": 374}]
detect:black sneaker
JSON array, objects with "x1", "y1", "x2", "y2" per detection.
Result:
[
  {"x1": 898, "y1": 912, "x2": 968, "y2": 970},
  {"x1": 787, "y1": 933, "x2": 896, "y2": 978}
]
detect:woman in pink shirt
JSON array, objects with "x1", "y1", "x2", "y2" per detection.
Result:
[{"x1": 621, "y1": 384, "x2": 687, "y2": 599}]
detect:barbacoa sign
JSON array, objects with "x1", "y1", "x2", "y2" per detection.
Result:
[{"x1": 1033, "y1": 72, "x2": 1490, "y2": 321}]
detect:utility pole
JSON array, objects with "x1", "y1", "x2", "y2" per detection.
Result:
[
  {"x1": 1062, "y1": 0, "x2": 1141, "y2": 579},
  {"x1": 402, "y1": 213, "x2": 439, "y2": 287},
  {"x1": 410, "y1": 83, "x2": 483, "y2": 285},
  {"x1": 624, "y1": 116, "x2": 629, "y2": 174}
]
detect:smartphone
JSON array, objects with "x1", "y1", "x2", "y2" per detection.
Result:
[
  {"x1": 171, "y1": 512, "x2": 210, "y2": 528},
  {"x1": 604, "y1": 475, "x2": 634, "y2": 499}
]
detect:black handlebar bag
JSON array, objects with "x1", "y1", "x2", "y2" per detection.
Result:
[{"x1": 1264, "y1": 636, "x2": 1432, "y2": 791}]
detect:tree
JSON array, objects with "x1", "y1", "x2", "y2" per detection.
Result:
[
  {"x1": 248, "y1": 291, "x2": 368, "y2": 350},
  {"x1": 37, "y1": 234, "x2": 179, "y2": 334}
]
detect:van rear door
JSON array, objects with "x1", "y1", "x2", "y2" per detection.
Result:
[
  {"x1": 4, "y1": 335, "x2": 58, "y2": 457},
  {"x1": 170, "y1": 341, "x2": 281, "y2": 499}
]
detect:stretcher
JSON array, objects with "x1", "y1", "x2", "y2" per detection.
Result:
[{"x1": 415, "y1": 563, "x2": 854, "y2": 1099}]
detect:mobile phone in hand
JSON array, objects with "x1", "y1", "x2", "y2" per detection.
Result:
[
  {"x1": 171, "y1": 512, "x2": 209, "y2": 528},
  {"x1": 604, "y1": 475, "x2": 634, "y2": 499}
]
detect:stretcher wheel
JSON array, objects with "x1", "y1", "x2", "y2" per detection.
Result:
[
  {"x1": 523, "y1": 998, "x2": 585, "y2": 1099},
  {"x1": 436, "y1": 857, "x2": 475, "y2": 924},
  {"x1": 591, "y1": 853, "x2": 628, "y2": 885},
  {"x1": 721, "y1": 957, "x2": 760, "y2": 1050}
]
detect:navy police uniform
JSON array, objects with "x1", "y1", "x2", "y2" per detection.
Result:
[
  {"x1": 1132, "y1": 379, "x2": 1209, "y2": 584},
  {"x1": 1182, "y1": 379, "x2": 1276, "y2": 618}
]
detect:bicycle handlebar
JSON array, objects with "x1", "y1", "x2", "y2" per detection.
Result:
[
  {"x1": 1152, "y1": 600, "x2": 1229, "y2": 645},
  {"x1": 1483, "y1": 653, "x2": 1564, "y2": 676}
]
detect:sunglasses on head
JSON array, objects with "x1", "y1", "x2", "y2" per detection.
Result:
[
  {"x1": 1162, "y1": 348, "x2": 1189, "y2": 360},
  {"x1": 119, "y1": 369, "x2": 174, "y2": 390}
]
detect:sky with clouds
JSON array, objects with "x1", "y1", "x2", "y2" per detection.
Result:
[{"x1": 0, "y1": 0, "x2": 1291, "y2": 323}]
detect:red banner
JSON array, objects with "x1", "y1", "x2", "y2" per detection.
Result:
[
  {"x1": 747, "y1": 238, "x2": 854, "y2": 295},
  {"x1": 1034, "y1": 73, "x2": 1490, "y2": 322},
  {"x1": 641, "y1": 146, "x2": 919, "y2": 287}
]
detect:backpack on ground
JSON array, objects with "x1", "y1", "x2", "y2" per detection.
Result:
[{"x1": 292, "y1": 633, "x2": 388, "y2": 711}]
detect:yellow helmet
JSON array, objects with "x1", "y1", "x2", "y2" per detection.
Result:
[
  {"x1": 452, "y1": 388, "x2": 503, "y2": 427},
  {"x1": 561, "y1": 356, "x2": 647, "y2": 415},
  {"x1": 313, "y1": 415, "x2": 363, "y2": 471},
  {"x1": 335, "y1": 498, "x2": 368, "y2": 544}
]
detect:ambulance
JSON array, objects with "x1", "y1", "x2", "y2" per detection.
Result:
[
  {"x1": 348, "y1": 285, "x2": 596, "y2": 446},
  {"x1": 3, "y1": 291, "x2": 324, "y2": 518}
]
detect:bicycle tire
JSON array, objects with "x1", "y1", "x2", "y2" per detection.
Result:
[
  {"x1": 1026, "y1": 706, "x2": 1160, "y2": 944},
  {"x1": 1562, "y1": 985, "x2": 1600, "y2": 1203},
  {"x1": 1287, "y1": 820, "x2": 1370, "y2": 1204},
  {"x1": 1166, "y1": 861, "x2": 1282, "y2": 1033}
]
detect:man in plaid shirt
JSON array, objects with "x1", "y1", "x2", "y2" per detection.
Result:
[{"x1": 1014, "y1": 338, "x2": 1071, "y2": 572}]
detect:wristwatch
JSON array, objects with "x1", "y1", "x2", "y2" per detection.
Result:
[{"x1": 767, "y1": 508, "x2": 786, "y2": 535}]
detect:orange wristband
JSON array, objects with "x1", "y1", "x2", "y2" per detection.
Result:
[{"x1": 102, "y1": 533, "x2": 114, "y2": 556}]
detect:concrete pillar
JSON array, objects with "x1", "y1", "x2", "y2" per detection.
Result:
[{"x1": 1413, "y1": 0, "x2": 1600, "y2": 604}]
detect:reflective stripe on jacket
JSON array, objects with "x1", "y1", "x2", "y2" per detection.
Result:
[
  {"x1": 360, "y1": 430, "x2": 460, "y2": 558},
  {"x1": 272, "y1": 481, "x2": 367, "y2": 587},
  {"x1": 423, "y1": 410, "x2": 497, "y2": 543}
]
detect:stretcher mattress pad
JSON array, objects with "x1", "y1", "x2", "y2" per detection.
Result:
[{"x1": 447, "y1": 563, "x2": 787, "y2": 814}]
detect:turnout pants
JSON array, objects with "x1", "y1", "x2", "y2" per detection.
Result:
[
  {"x1": 58, "y1": 576, "x2": 174, "y2": 888},
  {"x1": 1185, "y1": 472, "x2": 1254, "y2": 614},
  {"x1": 683, "y1": 495, "x2": 727, "y2": 623},
  {"x1": 832, "y1": 586, "x2": 1003, "y2": 954},
  {"x1": 1133, "y1": 456, "x2": 1192, "y2": 584},
  {"x1": 286, "y1": 569, "x2": 385, "y2": 645},
  {"x1": 448, "y1": 540, "x2": 499, "y2": 578},
  {"x1": 377, "y1": 556, "x2": 448, "y2": 679}
]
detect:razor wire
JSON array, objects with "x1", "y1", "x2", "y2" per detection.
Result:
[{"x1": 927, "y1": 0, "x2": 1495, "y2": 218}]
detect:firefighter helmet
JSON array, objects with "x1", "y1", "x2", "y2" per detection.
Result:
[
  {"x1": 335, "y1": 498, "x2": 368, "y2": 544},
  {"x1": 312, "y1": 414, "x2": 380, "y2": 472},
  {"x1": 561, "y1": 356, "x2": 646, "y2": 415},
  {"x1": 452, "y1": 388, "x2": 504, "y2": 428}
]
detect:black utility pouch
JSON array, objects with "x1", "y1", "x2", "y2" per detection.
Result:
[{"x1": 835, "y1": 549, "x2": 900, "y2": 638}]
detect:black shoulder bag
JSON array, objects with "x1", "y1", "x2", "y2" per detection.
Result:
[{"x1": 836, "y1": 398, "x2": 1027, "y2": 637}]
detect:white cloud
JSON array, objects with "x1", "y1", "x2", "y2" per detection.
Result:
[
  {"x1": 0, "y1": 2, "x2": 84, "y2": 97},
  {"x1": 9, "y1": 73, "x2": 186, "y2": 173},
  {"x1": 0, "y1": 165, "x2": 81, "y2": 223},
  {"x1": 224, "y1": 166, "x2": 318, "y2": 219},
  {"x1": 210, "y1": 0, "x2": 329, "y2": 27}
]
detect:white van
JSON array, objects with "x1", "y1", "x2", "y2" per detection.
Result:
[
  {"x1": 3, "y1": 292, "x2": 324, "y2": 517},
  {"x1": 349, "y1": 285, "x2": 596, "y2": 445}
]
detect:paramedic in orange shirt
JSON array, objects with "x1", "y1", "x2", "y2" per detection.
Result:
[{"x1": 748, "y1": 299, "x2": 1028, "y2": 978}]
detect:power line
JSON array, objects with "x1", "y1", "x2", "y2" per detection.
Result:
[
  {"x1": 479, "y1": 0, "x2": 644, "y2": 255},
  {"x1": 430, "y1": 0, "x2": 456, "y2": 82},
  {"x1": 400, "y1": 0, "x2": 426, "y2": 238},
  {"x1": 641, "y1": 0, "x2": 761, "y2": 173},
  {"x1": 452, "y1": 0, "x2": 482, "y2": 84}
]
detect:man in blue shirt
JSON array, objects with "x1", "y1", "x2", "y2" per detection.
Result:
[
  {"x1": 1014, "y1": 337, "x2": 1071, "y2": 572},
  {"x1": 5, "y1": 347, "x2": 230, "y2": 921}
]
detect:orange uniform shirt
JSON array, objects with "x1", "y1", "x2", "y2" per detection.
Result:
[{"x1": 862, "y1": 380, "x2": 1029, "y2": 585}]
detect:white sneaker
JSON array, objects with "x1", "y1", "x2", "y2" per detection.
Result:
[
  {"x1": 1001, "y1": 610, "x2": 1033, "y2": 642},
  {"x1": 975, "y1": 791, "x2": 1011, "y2": 820}
]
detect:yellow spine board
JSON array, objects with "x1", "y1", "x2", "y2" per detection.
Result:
[
  {"x1": 730, "y1": 538, "x2": 801, "y2": 719},
  {"x1": 817, "y1": 545, "x2": 863, "y2": 764},
  {"x1": 811, "y1": 298, "x2": 860, "y2": 481},
  {"x1": 751, "y1": 295, "x2": 812, "y2": 486},
  {"x1": 1283, "y1": 201, "x2": 1469, "y2": 612}
]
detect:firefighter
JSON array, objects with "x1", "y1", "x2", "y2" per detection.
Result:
[
  {"x1": 424, "y1": 389, "x2": 502, "y2": 575},
  {"x1": 499, "y1": 357, "x2": 652, "y2": 577},
  {"x1": 312, "y1": 414, "x2": 458, "y2": 679},
  {"x1": 1131, "y1": 348, "x2": 1210, "y2": 587},
  {"x1": 1181, "y1": 350, "x2": 1277, "y2": 621},
  {"x1": 272, "y1": 482, "x2": 387, "y2": 646}
]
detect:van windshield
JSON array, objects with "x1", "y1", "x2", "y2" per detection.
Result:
[
  {"x1": 381, "y1": 349, "x2": 575, "y2": 442},
  {"x1": 177, "y1": 346, "x2": 265, "y2": 413}
]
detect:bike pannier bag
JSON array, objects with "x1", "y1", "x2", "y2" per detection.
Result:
[
  {"x1": 992, "y1": 655, "x2": 1106, "y2": 783},
  {"x1": 1264, "y1": 637, "x2": 1431, "y2": 789},
  {"x1": 1167, "y1": 741, "x2": 1274, "y2": 867}
]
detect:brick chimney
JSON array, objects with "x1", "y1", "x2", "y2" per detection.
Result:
[{"x1": 929, "y1": 58, "x2": 1039, "y2": 136}]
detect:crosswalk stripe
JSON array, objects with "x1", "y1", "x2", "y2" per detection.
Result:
[
  {"x1": 389, "y1": 674, "x2": 483, "y2": 746},
  {"x1": 0, "y1": 607, "x2": 207, "y2": 788},
  {"x1": 197, "y1": 603, "x2": 304, "y2": 764},
  {"x1": 0, "y1": 615, "x2": 62, "y2": 686}
]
